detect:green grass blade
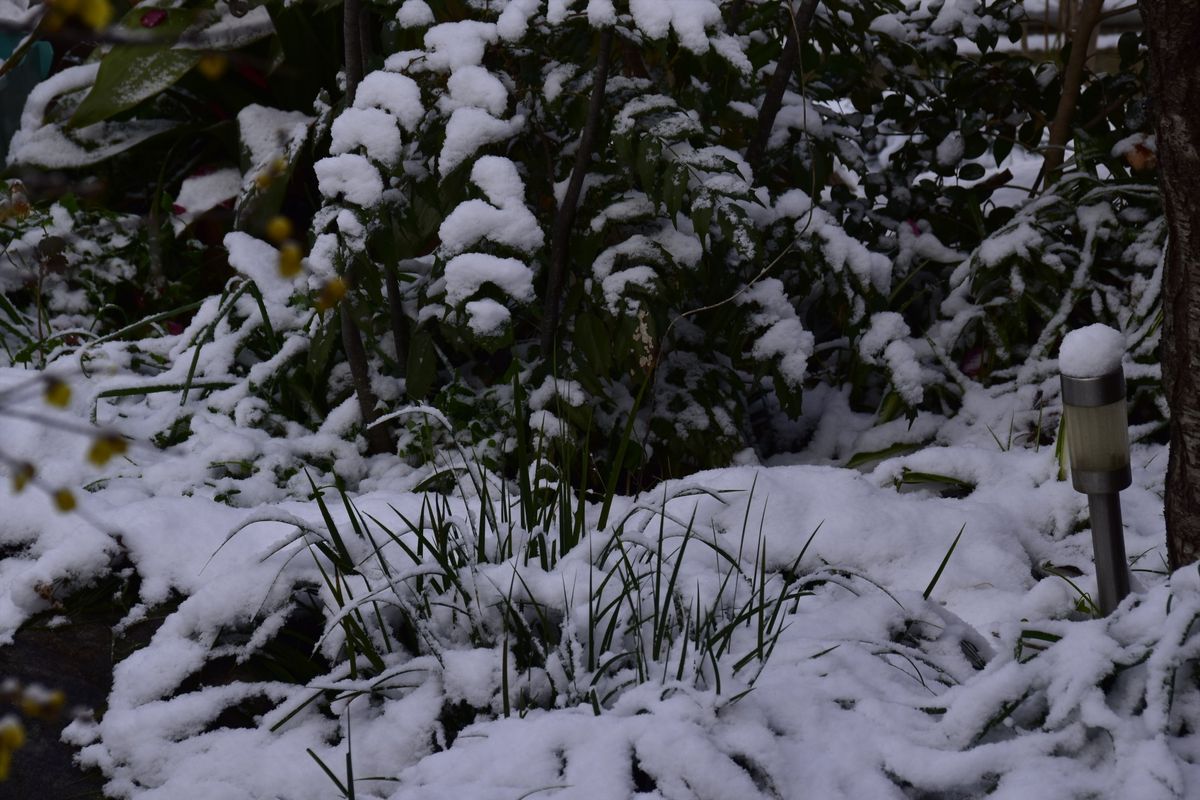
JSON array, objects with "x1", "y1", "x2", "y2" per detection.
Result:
[{"x1": 923, "y1": 523, "x2": 966, "y2": 601}]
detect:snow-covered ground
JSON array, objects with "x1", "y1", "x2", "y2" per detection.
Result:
[{"x1": 0, "y1": 351, "x2": 1191, "y2": 799}]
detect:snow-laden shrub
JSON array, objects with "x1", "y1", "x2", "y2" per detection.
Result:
[{"x1": 3, "y1": 0, "x2": 1163, "y2": 492}]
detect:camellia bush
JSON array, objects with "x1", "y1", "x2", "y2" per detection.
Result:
[{"x1": 1, "y1": 0, "x2": 1164, "y2": 492}]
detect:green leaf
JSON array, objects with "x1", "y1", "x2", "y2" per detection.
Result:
[
  {"x1": 70, "y1": 9, "x2": 202, "y2": 128},
  {"x1": 692, "y1": 201, "x2": 713, "y2": 246},
  {"x1": 923, "y1": 524, "x2": 965, "y2": 600},
  {"x1": 636, "y1": 137, "x2": 658, "y2": 197},
  {"x1": 406, "y1": 330, "x2": 438, "y2": 400},
  {"x1": 845, "y1": 441, "x2": 923, "y2": 469},
  {"x1": 573, "y1": 312, "x2": 612, "y2": 376},
  {"x1": 958, "y1": 162, "x2": 986, "y2": 182},
  {"x1": 992, "y1": 134, "x2": 1014, "y2": 167}
]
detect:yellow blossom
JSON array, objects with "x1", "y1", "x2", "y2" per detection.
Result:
[
  {"x1": 77, "y1": 0, "x2": 112, "y2": 29},
  {"x1": 11, "y1": 463, "x2": 34, "y2": 493},
  {"x1": 20, "y1": 689, "x2": 65, "y2": 720},
  {"x1": 196, "y1": 54, "x2": 228, "y2": 81},
  {"x1": 316, "y1": 277, "x2": 347, "y2": 311},
  {"x1": 53, "y1": 488, "x2": 76, "y2": 512},
  {"x1": 87, "y1": 434, "x2": 128, "y2": 466},
  {"x1": 278, "y1": 241, "x2": 304, "y2": 278},
  {"x1": 265, "y1": 215, "x2": 294, "y2": 244},
  {"x1": 0, "y1": 716, "x2": 25, "y2": 782},
  {"x1": 43, "y1": 378, "x2": 70, "y2": 408}
]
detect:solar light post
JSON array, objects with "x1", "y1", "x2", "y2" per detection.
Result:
[{"x1": 1060, "y1": 361, "x2": 1132, "y2": 616}]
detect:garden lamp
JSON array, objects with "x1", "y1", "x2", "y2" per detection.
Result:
[{"x1": 1059, "y1": 324, "x2": 1131, "y2": 616}]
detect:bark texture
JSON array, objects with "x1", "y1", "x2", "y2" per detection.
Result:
[{"x1": 1140, "y1": 1, "x2": 1200, "y2": 568}]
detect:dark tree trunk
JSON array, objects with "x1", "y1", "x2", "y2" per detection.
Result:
[
  {"x1": 540, "y1": 27, "x2": 614, "y2": 356},
  {"x1": 1140, "y1": 1, "x2": 1200, "y2": 568},
  {"x1": 341, "y1": 303, "x2": 395, "y2": 455},
  {"x1": 1042, "y1": 0, "x2": 1103, "y2": 186},
  {"x1": 338, "y1": 0, "x2": 394, "y2": 455}
]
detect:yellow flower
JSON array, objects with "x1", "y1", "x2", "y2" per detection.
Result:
[
  {"x1": 41, "y1": 689, "x2": 66, "y2": 718},
  {"x1": 87, "y1": 434, "x2": 128, "y2": 466},
  {"x1": 265, "y1": 215, "x2": 294, "y2": 244},
  {"x1": 196, "y1": 54, "x2": 228, "y2": 81},
  {"x1": 20, "y1": 689, "x2": 65, "y2": 720},
  {"x1": 77, "y1": 0, "x2": 113, "y2": 30},
  {"x1": 53, "y1": 488, "x2": 76, "y2": 512},
  {"x1": 0, "y1": 718, "x2": 23, "y2": 750},
  {"x1": 11, "y1": 463, "x2": 34, "y2": 493},
  {"x1": 278, "y1": 242, "x2": 304, "y2": 278},
  {"x1": 254, "y1": 158, "x2": 289, "y2": 190},
  {"x1": 316, "y1": 277, "x2": 347, "y2": 312},
  {"x1": 0, "y1": 716, "x2": 25, "y2": 780},
  {"x1": 43, "y1": 378, "x2": 70, "y2": 408}
]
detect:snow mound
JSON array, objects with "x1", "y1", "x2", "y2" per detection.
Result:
[{"x1": 1059, "y1": 324, "x2": 1125, "y2": 378}]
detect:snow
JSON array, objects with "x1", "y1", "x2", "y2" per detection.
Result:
[
  {"x1": 496, "y1": 0, "x2": 540, "y2": 41},
  {"x1": 936, "y1": 131, "x2": 965, "y2": 167},
  {"x1": 395, "y1": 0, "x2": 434, "y2": 28},
  {"x1": 438, "y1": 156, "x2": 544, "y2": 257},
  {"x1": 1112, "y1": 133, "x2": 1156, "y2": 162},
  {"x1": 1059, "y1": 324, "x2": 1126, "y2": 378},
  {"x1": 314, "y1": 153, "x2": 385, "y2": 207},
  {"x1": 171, "y1": 168, "x2": 241, "y2": 234},
  {"x1": 443, "y1": 253, "x2": 535, "y2": 306},
  {"x1": 8, "y1": 64, "x2": 177, "y2": 169},
  {"x1": 353, "y1": 71, "x2": 425, "y2": 132},
  {"x1": 586, "y1": 0, "x2": 616, "y2": 27},
  {"x1": 422, "y1": 21, "x2": 497, "y2": 72},
  {"x1": 464, "y1": 299, "x2": 511, "y2": 337},
  {"x1": 628, "y1": 0, "x2": 721, "y2": 53},
  {"x1": 224, "y1": 232, "x2": 300, "y2": 302},
  {"x1": 438, "y1": 107, "x2": 526, "y2": 175},
  {"x1": 0, "y1": 346, "x2": 1185, "y2": 799},
  {"x1": 442, "y1": 65, "x2": 509, "y2": 117},
  {"x1": 237, "y1": 105, "x2": 313, "y2": 173},
  {"x1": 330, "y1": 107, "x2": 403, "y2": 168}
]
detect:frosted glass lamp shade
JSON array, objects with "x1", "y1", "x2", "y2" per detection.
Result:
[{"x1": 1061, "y1": 368, "x2": 1131, "y2": 494}]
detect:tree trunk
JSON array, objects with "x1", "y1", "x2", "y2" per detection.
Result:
[
  {"x1": 1140, "y1": 1, "x2": 1200, "y2": 569},
  {"x1": 1041, "y1": 0, "x2": 1102, "y2": 187},
  {"x1": 343, "y1": 0, "x2": 364, "y2": 102},
  {"x1": 747, "y1": 0, "x2": 821, "y2": 174},
  {"x1": 540, "y1": 27, "x2": 614, "y2": 356},
  {"x1": 341, "y1": 303, "x2": 395, "y2": 455}
]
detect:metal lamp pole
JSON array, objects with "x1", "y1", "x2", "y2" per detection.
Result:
[{"x1": 1061, "y1": 366, "x2": 1132, "y2": 616}]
